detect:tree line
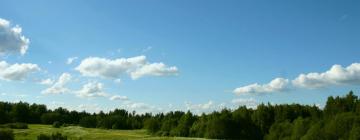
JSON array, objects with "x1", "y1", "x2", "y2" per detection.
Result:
[{"x1": 1, "y1": 91, "x2": 360, "y2": 139}]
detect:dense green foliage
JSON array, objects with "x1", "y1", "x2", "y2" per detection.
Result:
[
  {"x1": 37, "y1": 133, "x2": 67, "y2": 140},
  {"x1": 1, "y1": 91, "x2": 360, "y2": 139},
  {"x1": 0, "y1": 123, "x2": 28, "y2": 129},
  {"x1": 0, "y1": 129, "x2": 14, "y2": 140},
  {"x1": 52, "y1": 121, "x2": 61, "y2": 128}
]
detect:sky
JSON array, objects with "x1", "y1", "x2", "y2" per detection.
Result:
[{"x1": 0, "y1": 0, "x2": 359, "y2": 114}]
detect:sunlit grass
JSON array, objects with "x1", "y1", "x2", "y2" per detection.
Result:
[{"x1": 13, "y1": 124, "x2": 207, "y2": 140}]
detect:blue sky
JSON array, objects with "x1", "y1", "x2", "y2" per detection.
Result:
[{"x1": 0, "y1": 0, "x2": 359, "y2": 113}]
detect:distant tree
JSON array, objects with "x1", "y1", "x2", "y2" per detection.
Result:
[
  {"x1": 265, "y1": 121, "x2": 293, "y2": 140},
  {"x1": 144, "y1": 118, "x2": 160, "y2": 134},
  {"x1": 252, "y1": 103, "x2": 275, "y2": 135},
  {"x1": 290, "y1": 117, "x2": 312, "y2": 140},
  {"x1": 79, "y1": 116, "x2": 97, "y2": 128},
  {"x1": 41, "y1": 113, "x2": 61, "y2": 124},
  {"x1": 301, "y1": 122, "x2": 326, "y2": 140},
  {"x1": 10, "y1": 102, "x2": 30, "y2": 123},
  {"x1": 171, "y1": 111, "x2": 195, "y2": 137}
]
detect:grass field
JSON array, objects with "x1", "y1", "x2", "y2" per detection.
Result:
[{"x1": 12, "y1": 124, "x2": 207, "y2": 140}]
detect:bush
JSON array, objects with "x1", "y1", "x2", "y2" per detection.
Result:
[
  {"x1": 37, "y1": 133, "x2": 67, "y2": 140},
  {"x1": 0, "y1": 123, "x2": 28, "y2": 129},
  {"x1": 52, "y1": 121, "x2": 62, "y2": 128},
  {"x1": 0, "y1": 129, "x2": 14, "y2": 140}
]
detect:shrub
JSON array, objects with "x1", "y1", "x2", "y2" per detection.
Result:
[
  {"x1": 52, "y1": 121, "x2": 62, "y2": 128},
  {"x1": 0, "y1": 129, "x2": 14, "y2": 140},
  {"x1": 37, "y1": 134, "x2": 50, "y2": 140},
  {"x1": 0, "y1": 123, "x2": 28, "y2": 129},
  {"x1": 37, "y1": 133, "x2": 67, "y2": 140}
]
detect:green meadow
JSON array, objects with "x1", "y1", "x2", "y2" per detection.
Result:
[{"x1": 12, "y1": 124, "x2": 207, "y2": 140}]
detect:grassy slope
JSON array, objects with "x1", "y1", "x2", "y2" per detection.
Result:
[{"x1": 13, "y1": 124, "x2": 207, "y2": 140}]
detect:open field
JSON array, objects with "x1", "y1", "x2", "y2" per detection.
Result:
[{"x1": 12, "y1": 124, "x2": 207, "y2": 140}]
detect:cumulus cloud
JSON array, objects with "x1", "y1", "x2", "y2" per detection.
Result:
[
  {"x1": 185, "y1": 101, "x2": 214, "y2": 113},
  {"x1": 121, "y1": 101, "x2": 163, "y2": 114},
  {"x1": 39, "y1": 78, "x2": 54, "y2": 85},
  {"x1": 110, "y1": 95, "x2": 128, "y2": 101},
  {"x1": 231, "y1": 98, "x2": 258, "y2": 108},
  {"x1": 292, "y1": 63, "x2": 360, "y2": 89},
  {"x1": 75, "y1": 56, "x2": 146, "y2": 78},
  {"x1": 0, "y1": 61, "x2": 40, "y2": 81},
  {"x1": 130, "y1": 63, "x2": 178, "y2": 79},
  {"x1": 42, "y1": 73, "x2": 72, "y2": 95},
  {"x1": 0, "y1": 18, "x2": 29, "y2": 55},
  {"x1": 233, "y1": 78, "x2": 289, "y2": 95},
  {"x1": 75, "y1": 55, "x2": 178, "y2": 79},
  {"x1": 66, "y1": 57, "x2": 78, "y2": 64},
  {"x1": 75, "y1": 81, "x2": 108, "y2": 98}
]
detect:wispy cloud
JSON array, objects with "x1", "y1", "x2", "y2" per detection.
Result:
[{"x1": 42, "y1": 73, "x2": 72, "y2": 95}]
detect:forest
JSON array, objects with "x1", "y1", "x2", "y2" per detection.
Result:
[{"x1": 1, "y1": 91, "x2": 360, "y2": 140}]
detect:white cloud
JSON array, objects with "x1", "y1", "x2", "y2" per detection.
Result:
[
  {"x1": 114, "y1": 79, "x2": 121, "y2": 84},
  {"x1": 0, "y1": 61, "x2": 40, "y2": 81},
  {"x1": 292, "y1": 63, "x2": 360, "y2": 89},
  {"x1": 130, "y1": 63, "x2": 178, "y2": 79},
  {"x1": 75, "y1": 56, "x2": 146, "y2": 79},
  {"x1": 231, "y1": 98, "x2": 258, "y2": 108},
  {"x1": 39, "y1": 78, "x2": 54, "y2": 85},
  {"x1": 75, "y1": 56, "x2": 178, "y2": 80},
  {"x1": 121, "y1": 101, "x2": 163, "y2": 114},
  {"x1": 76, "y1": 104, "x2": 103, "y2": 113},
  {"x1": 75, "y1": 81, "x2": 108, "y2": 98},
  {"x1": 0, "y1": 18, "x2": 29, "y2": 55},
  {"x1": 110, "y1": 95, "x2": 128, "y2": 101},
  {"x1": 66, "y1": 57, "x2": 78, "y2": 64},
  {"x1": 42, "y1": 73, "x2": 72, "y2": 95},
  {"x1": 185, "y1": 101, "x2": 214, "y2": 113},
  {"x1": 233, "y1": 78, "x2": 289, "y2": 95}
]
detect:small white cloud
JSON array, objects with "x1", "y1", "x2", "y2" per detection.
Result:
[
  {"x1": 39, "y1": 78, "x2": 54, "y2": 85},
  {"x1": 76, "y1": 104, "x2": 103, "y2": 113},
  {"x1": 185, "y1": 101, "x2": 214, "y2": 113},
  {"x1": 114, "y1": 79, "x2": 121, "y2": 84},
  {"x1": 66, "y1": 57, "x2": 78, "y2": 64},
  {"x1": 75, "y1": 56, "x2": 146, "y2": 79},
  {"x1": 0, "y1": 61, "x2": 40, "y2": 81},
  {"x1": 42, "y1": 73, "x2": 72, "y2": 95},
  {"x1": 0, "y1": 18, "x2": 29, "y2": 55},
  {"x1": 76, "y1": 56, "x2": 179, "y2": 80},
  {"x1": 234, "y1": 78, "x2": 289, "y2": 95},
  {"x1": 292, "y1": 63, "x2": 360, "y2": 89},
  {"x1": 110, "y1": 95, "x2": 128, "y2": 101},
  {"x1": 231, "y1": 98, "x2": 258, "y2": 108},
  {"x1": 75, "y1": 81, "x2": 108, "y2": 98},
  {"x1": 130, "y1": 63, "x2": 178, "y2": 79}
]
